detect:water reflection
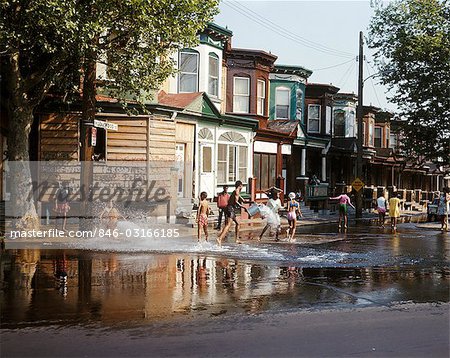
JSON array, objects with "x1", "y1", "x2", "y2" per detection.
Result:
[{"x1": 1, "y1": 248, "x2": 448, "y2": 328}]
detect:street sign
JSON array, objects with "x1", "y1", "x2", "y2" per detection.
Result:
[
  {"x1": 352, "y1": 177, "x2": 365, "y2": 192},
  {"x1": 90, "y1": 127, "x2": 97, "y2": 146},
  {"x1": 94, "y1": 119, "x2": 118, "y2": 131}
]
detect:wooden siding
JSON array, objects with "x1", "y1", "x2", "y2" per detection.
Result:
[{"x1": 39, "y1": 114, "x2": 79, "y2": 160}]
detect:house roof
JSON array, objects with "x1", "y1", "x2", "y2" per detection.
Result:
[
  {"x1": 156, "y1": 90, "x2": 258, "y2": 130},
  {"x1": 157, "y1": 91, "x2": 203, "y2": 109},
  {"x1": 266, "y1": 120, "x2": 299, "y2": 136},
  {"x1": 205, "y1": 22, "x2": 233, "y2": 38},
  {"x1": 306, "y1": 83, "x2": 340, "y2": 96},
  {"x1": 273, "y1": 64, "x2": 313, "y2": 78},
  {"x1": 228, "y1": 47, "x2": 278, "y2": 62}
]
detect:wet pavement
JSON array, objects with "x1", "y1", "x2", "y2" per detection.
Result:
[{"x1": 1, "y1": 221, "x2": 448, "y2": 329}]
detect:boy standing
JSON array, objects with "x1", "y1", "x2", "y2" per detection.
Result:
[
  {"x1": 215, "y1": 185, "x2": 230, "y2": 230},
  {"x1": 197, "y1": 192, "x2": 211, "y2": 242},
  {"x1": 217, "y1": 180, "x2": 247, "y2": 245}
]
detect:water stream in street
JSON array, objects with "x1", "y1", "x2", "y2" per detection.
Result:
[{"x1": 1, "y1": 222, "x2": 449, "y2": 328}]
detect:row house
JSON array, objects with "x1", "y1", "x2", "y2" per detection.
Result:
[
  {"x1": 224, "y1": 48, "x2": 296, "y2": 200},
  {"x1": 268, "y1": 65, "x2": 312, "y2": 196},
  {"x1": 158, "y1": 24, "x2": 259, "y2": 213}
]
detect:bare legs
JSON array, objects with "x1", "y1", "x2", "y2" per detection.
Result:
[
  {"x1": 217, "y1": 217, "x2": 239, "y2": 246},
  {"x1": 198, "y1": 225, "x2": 208, "y2": 242},
  {"x1": 287, "y1": 219, "x2": 297, "y2": 241}
]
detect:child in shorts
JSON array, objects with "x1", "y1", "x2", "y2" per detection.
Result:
[
  {"x1": 287, "y1": 192, "x2": 303, "y2": 241},
  {"x1": 197, "y1": 192, "x2": 211, "y2": 242}
]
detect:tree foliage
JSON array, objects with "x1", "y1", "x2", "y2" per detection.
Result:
[
  {"x1": 368, "y1": 0, "x2": 450, "y2": 164},
  {"x1": 0, "y1": 0, "x2": 219, "y2": 227}
]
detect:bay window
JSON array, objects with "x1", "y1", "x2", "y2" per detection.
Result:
[
  {"x1": 208, "y1": 53, "x2": 219, "y2": 97},
  {"x1": 374, "y1": 127, "x2": 382, "y2": 148},
  {"x1": 257, "y1": 80, "x2": 266, "y2": 115},
  {"x1": 233, "y1": 77, "x2": 250, "y2": 113},
  {"x1": 276, "y1": 87, "x2": 290, "y2": 119},
  {"x1": 179, "y1": 50, "x2": 199, "y2": 92},
  {"x1": 308, "y1": 104, "x2": 321, "y2": 133}
]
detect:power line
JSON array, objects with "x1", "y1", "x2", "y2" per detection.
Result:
[
  {"x1": 337, "y1": 60, "x2": 356, "y2": 89},
  {"x1": 228, "y1": 0, "x2": 355, "y2": 57},
  {"x1": 313, "y1": 58, "x2": 356, "y2": 71},
  {"x1": 222, "y1": 1, "x2": 354, "y2": 59},
  {"x1": 365, "y1": 60, "x2": 382, "y2": 108}
]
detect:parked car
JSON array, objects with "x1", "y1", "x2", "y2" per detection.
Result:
[{"x1": 427, "y1": 198, "x2": 440, "y2": 221}]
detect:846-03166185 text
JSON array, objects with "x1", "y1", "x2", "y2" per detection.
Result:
[
  {"x1": 8, "y1": 228, "x2": 180, "y2": 239},
  {"x1": 96, "y1": 228, "x2": 180, "y2": 238}
]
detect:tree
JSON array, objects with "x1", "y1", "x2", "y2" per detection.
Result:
[
  {"x1": 368, "y1": 0, "x2": 450, "y2": 165},
  {"x1": 1, "y1": 0, "x2": 218, "y2": 229}
]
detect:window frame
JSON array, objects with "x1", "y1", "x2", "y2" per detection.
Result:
[
  {"x1": 275, "y1": 87, "x2": 290, "y2": 119},
  {"x1": 257, "y1": 79, "x2": 266, "y2": 116},
  {"x1": 208, "y1": 52, "x2": 219, "y2": 97},
  {"x1": 333, "y1": 110, "x2": 346, "y2": 137},
  {"x1": 178, "y1": 49, "x2": 199, "y2": 93},
  {"x1": 233, "y1": 76, "x2": 250, "y2": 113},
  {"x1": 307, "y1": 104, "x2": 321, "y2": 133},
  {"x1": 374, "y1": 126, "x2": 383, "y2": 148}
]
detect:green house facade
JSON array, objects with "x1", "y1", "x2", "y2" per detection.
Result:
[{"x1": 269, "y1": 64, "x2": 312, "y2": 123}]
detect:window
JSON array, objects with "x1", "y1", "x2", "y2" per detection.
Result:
[
  {"x1": 276, "y1": 87, "x2": 290, "y2": 119},
  {"x1": 295, "y1": 89, "x2": 303, "y2": 120},
  {"x1": 308, "y1": 104, "x2": 321, "y2": 133},
  {"x1": 217, "y1": 131, "x2": 248, "y2": 184},
  {"x1": 254, "y1": 153, "x2": 276, "y2": 191},
  {"x1": 233, "y1": 77, "x2": 250, "y2": 113},
  {"x1": 389, "y1": 133, "x2": 397, "y2": 150},
  {"x1": 363, "y1": 122, "x2": 367, "y2": 145},
  {"x1": 179, "y1": 50, "x2": 199, "y2": 92},
  {"x1": 347, "y1": 110, "x2": 356, "y2": 137},
  {"x1": 257, "y1": 80, "x2": 266, "y2": 116},
  {"x1": 325, "y1": 106, "x2": 332, "y2": 134},
  {"x1": 385, "y1": 127, "x2": 390, "y2": 148},
  {"x1": 369, "y1": 123, "x2": 374, "y2": 147},
  {"x1": 208, "y1": 53, "x2": 219, "y2": 97},
  {"x1": 334, "y1": 111, "x2": 345, "y2": 137},
  {"x1": 374, "y1": 127, "x2": 382, "y2": 148}
]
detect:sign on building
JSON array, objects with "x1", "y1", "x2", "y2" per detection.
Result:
[{"x1": 94, "y1": 119, "x2": 118, "y2": 131}]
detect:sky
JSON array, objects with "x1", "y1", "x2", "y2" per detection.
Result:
[{"x1": 214, "y1": 0, "x2": 396, "y2": 111}]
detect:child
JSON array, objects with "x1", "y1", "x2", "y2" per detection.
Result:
[
  {"x1": 100, "y1": 200, "x2": 125, "y2": 230},
  {"x1": 259, "y1": 188, "x2": 283, "y2": 242},
  {"x1": 286, "y1": 192, "x2": 303, "y2": 242},
  {"x1": 217, "y1": 181, "x2": 247, "y2": 245},
  {"x1": 376, "y1": 191, "x2": 387, "y2": 228},
  {"x1": 55, "y1": 181, "x2": 71, "y2": 231},
  {"x1": 197, "y1": 192, "x2": 211, "y2": 242},
  {"x1": 215, "y1": 185, "x2": 230, "y2": 230},
  {"x1": 329, "y1": 191, "x2": 355, "y2": 232},
  {"x1": 389, "y1": 192, "x2": 402, "y2": 232}
]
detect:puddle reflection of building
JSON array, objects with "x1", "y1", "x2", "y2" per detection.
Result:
[{"x1": 2, "y1": 249, "x2": 40, "y2": 323}]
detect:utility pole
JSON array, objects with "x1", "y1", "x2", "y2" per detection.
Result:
[
  {"x1": 80, "y1": 51, "x2": 97, "y2": 230},
  {"x1": 355, "y1": 31, "x2": 364, "y2": 218}
]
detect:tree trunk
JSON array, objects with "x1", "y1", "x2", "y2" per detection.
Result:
[
  {"x1": 5, "y1": 53, "x2": 39, "y2": 230},
  {"x1": 79, "y1": 53, "x2": 96, "y2": 230}
]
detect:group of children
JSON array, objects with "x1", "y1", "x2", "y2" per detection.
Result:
[
  {"x1": 330, "y1": 190, "x2": 403, "y2": 232},
  {"x1": 196, "y1": 182, "x2": 303, "y2": 244},
  {"x1": 197, "y1": 185, "x2": 411, "y2": 243}
]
